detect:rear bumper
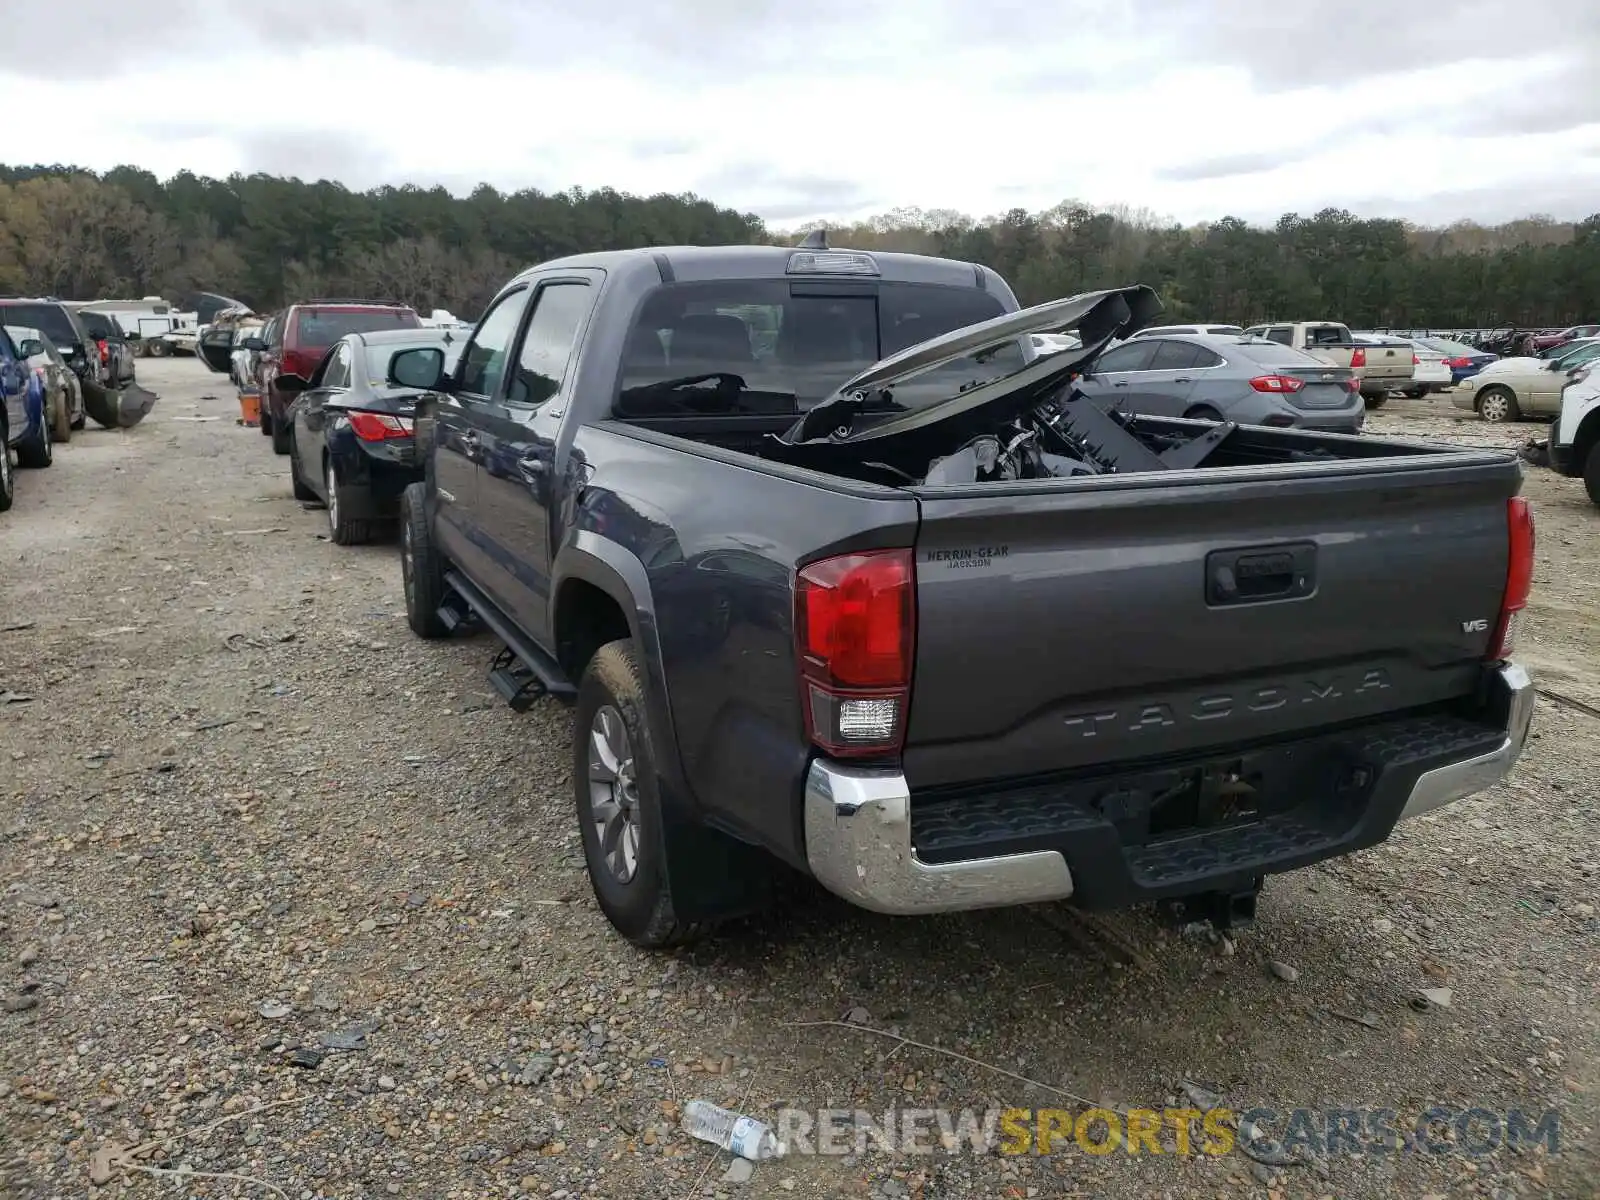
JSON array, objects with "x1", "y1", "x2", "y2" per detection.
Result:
[
  {"x1": 803, "y1": 663, "x2": 1533, "y2": 916},
  {"x1": 332, "y1": 438, "x2": 421, "y2": 518}
]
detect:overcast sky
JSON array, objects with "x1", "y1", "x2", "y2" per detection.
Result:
[{"x1": 7, "y1": 0, "x2": 1599, "y2": 228}]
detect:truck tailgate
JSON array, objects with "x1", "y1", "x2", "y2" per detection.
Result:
[
  {"x1": 904, "y1": 454, "x2": 1520, "y2": 790},
  {"x1": 1361, "y1": 342, "x2": 1414, "y2": 382}
]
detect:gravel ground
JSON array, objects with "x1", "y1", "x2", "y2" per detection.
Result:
[{"x1": 1, "y1": 363, "x2": 1596, "y2": 1200}]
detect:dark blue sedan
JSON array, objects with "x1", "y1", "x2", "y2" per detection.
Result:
[
  {"x1": 1419, "y1": 337, "x2": 1499, "y2": 384},
  {"x1": 281, "y1": 328, "x2": 464, "y2": 545}
]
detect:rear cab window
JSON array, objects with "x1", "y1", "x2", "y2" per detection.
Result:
[
  {"x1": 79, "y1": 312, "x2": 121, "y2": 340},
  {"x1": 293, "y1": 307, "x2": 421, "y2": 350},
  {"x1": 614, "y1": 280, "x2": 1017, "y2": 417},
  {"x1": 0, "y1": 302, "x2": 79, "y2": 349},
  {"x1": 1305, "y1": 323, "x2": 1353, "y2": 346}
]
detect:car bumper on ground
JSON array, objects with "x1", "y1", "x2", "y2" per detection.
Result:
[
  {"x1": 802, "y1": 663, "x2": 1533, "y2": 915},
  {"x1": 1451, "y1": 387, "x2": 1480, "y2": 412}
]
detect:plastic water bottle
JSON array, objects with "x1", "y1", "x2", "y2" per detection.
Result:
[{"x1": 680, "y1": 1099, "x2": 782, "y2": 1160}]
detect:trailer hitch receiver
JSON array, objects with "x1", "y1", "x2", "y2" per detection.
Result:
[{"x1": 1156, "y1": 878, "x2": 1262, "y2": 932}]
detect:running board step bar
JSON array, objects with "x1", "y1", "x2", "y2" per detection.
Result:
[{"x1": 441, "y1": 570, "x2": 576, "y2": 705}]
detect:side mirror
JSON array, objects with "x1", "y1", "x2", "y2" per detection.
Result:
[
  {"x1": 16, "y1": 339, "x2": 42, "y2": 358},
  {"x1": 388, "y1": 345, "x2": 447, "y2": 390},
  {"x1": 125, "y1": 330, "x2": 142, "y2": 341},
  {"x1": 241, "y1": 337, "x2": 265, "y2": 352},
  {"x1": 276, "y1": 374, "x2": 310, "y2": 394}
]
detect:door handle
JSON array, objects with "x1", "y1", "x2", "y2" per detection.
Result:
[
  {"x1": 1173, "y1": 377, "x2": 1192, "y2": 383},
  {"x1": 1113, "y1": 380, "x2": 1129, "y2": 387}
]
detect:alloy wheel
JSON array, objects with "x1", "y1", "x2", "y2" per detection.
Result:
[{"x1": 587, "y1": 705, "x2": 641, "y2": 883}]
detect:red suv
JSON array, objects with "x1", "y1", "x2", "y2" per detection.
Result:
[{"x1": 252, "y1": 301, "x2": 421, "y2": 453}]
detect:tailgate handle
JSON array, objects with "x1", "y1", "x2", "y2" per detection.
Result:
[{"x1": 1206, "y1": 543, "x2": 1316, "y2": 606}]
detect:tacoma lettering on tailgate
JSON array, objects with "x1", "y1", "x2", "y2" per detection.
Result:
[{"x1": 1062, "y1": 669, "x2": 1393, "y2": 737}]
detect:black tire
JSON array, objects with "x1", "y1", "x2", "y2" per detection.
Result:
[
  {"x1": 288, "y1": 431, "x2": 318, "y2": 502},
  {"x1": 574, "y1": 639, "x2": 707, "y2": 949},
  {"x1": 1361, "y1": 391, "x2": 1388, "y2": 410},
  {"x1": 399, "y1": 482, "x2": 449, "y2": 638},
  {"x1": 1184, "y1": 404, "x2": 1224, "y2": 422},
  {"x1": 1584, "y1": 442, "x2": 1600, "y2": 508},
  {"x1": 49, "y1": 390, "x2": 71, "y2": 443},
  {"x1": 1403, "y1": 386, "x2": 1427, "y2": 399},
  {"x1": 1475, "y1": 385, "x2": 1519, "y2": 423},
  {"x1": 16, "y1": 420, "x2": 52, "y2": 469},
  {"x1": 271, "y1": 417, "x2": 292, "y2": 456},
  {"x1": 0, "y1": 423, "x2": 13, "y2": 513},
  {"x1": 260, "y1": 408, "x2": 273, "y2": 436},
  {"x1": 323, "y1": 455, "x2": 373, "y2": 546}
]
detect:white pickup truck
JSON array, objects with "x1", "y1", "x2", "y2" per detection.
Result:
[{"x1": 1241, "y1": 321, "x2": 1414, "y2": 407}]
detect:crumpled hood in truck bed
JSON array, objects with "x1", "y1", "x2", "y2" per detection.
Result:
[{"x1": 769, "y1": 285, "x2": 1164, "y2": 452}]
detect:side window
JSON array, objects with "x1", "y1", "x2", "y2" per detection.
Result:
[
  {"x1": 1265, "y1": 326, "x2": 1293, "y2": 346},
  {"x1": 1149, "y1": 341, "x2": 1205, "y2": 371},
  {"x1": 1096, "y1": 341, "x2": 1157, "y2": 373},
  {"x1": 1241, "y1": 327, "x2": 1263, "y2": 339},
  {"x1": 508, "y1": 283, "x2": 593, "y2": 407},
  {"x1": 322, "y1": 343, "x2": 352, "y2": 388},
  {"x1": 458, "y1": 287, "x2": 531, "y2": 398},
  {"x1": 1190, "y1": 347, "x2": 1225, "y2": 369},
  {"x1": 263, "y1": 317, "x2": 282, "y2": 348}
]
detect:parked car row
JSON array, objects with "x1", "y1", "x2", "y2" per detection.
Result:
[
  {"x1": 0, "y1": 298, "x2": 165, "y2": 515},
  {"x1": 0, "y1": 297, "x2": 158, "y2": 435},
  {"x1": 196, "y1": 299, "x2": 475, "y2": 545}
]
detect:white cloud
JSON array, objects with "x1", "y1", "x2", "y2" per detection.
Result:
[{"x1": 3, "y1": 0, "x2": 1598, "y2": 228}]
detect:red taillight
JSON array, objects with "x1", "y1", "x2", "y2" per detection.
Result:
[
  {"x1": 795, "y1": 549, "x2": 914, "y2": 758},
  {"x1": 347, "y1": 412, "x2": 414, "y2": 441},
  {"x1": 1248, "y1": 374, "x2": 1305, "y2": 393},
  {"x1": 1488, "y1": 497, "x2": 1534, "y2": 661},
  {"x1": 1345, "y1": 378, "x2": 1361, "y2": 393},
  {"x1": 96, "y1": 338, "x2": 109, "y2": 364},
  {"x1": 1350, "y1": 347, "x2": 1367, "y2": 368},
  {"x1": 1444, "y1": 357, "x2": 1470, "y2": 368},
  {"x1": 1412, "y1": 353, "x2": 1421, "y2": 365}
]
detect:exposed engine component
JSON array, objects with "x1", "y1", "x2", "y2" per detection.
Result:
[{"x1": 759, "y1": 284, "x2": 1342, "y2": 487}]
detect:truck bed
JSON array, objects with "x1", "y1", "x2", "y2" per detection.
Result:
[{"x1": 611, "y1": 408, "x2": 1523, "y2": 794}]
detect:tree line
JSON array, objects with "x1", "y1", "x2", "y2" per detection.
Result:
[{"x1": 0, "y1": 164, "x2": 1596, "y2": 329}]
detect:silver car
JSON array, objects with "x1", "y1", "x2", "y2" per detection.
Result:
[{"x1": 1078, "y1": 333, "x2": 1364, "y2": 433}]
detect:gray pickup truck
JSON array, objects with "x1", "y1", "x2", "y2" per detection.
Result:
[{"x1": 387, "y1": 237, "x2": 1536, "y2": 947}]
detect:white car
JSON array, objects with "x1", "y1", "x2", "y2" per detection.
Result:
[
  {"x1": 1129, "y1": 323, "x2": 1244, "y2": 339},
  {"x1": 1030, "y1": 333, "x2": 1082, "y2": 355},
  {"x1": 1354, "y1": 334, "x2": 1451, "y2": 397},
  {"x1": 1550, "y1": 360, "x2": 1600, "y2": 505},
  {"x1": 1451, "y1": 354, "x2": 1594, "y2": 423}
]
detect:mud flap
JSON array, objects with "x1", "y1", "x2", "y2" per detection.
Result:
[{"x1": 83, "y1": 381, "x2": 158, "y2": 430}]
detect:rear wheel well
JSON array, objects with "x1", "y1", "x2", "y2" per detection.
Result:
[{"x1": 555, "y1": 579, "x2": 633, "y2": 681}]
